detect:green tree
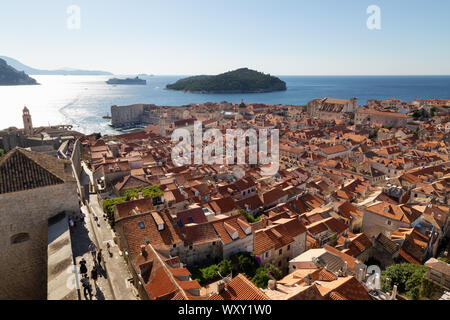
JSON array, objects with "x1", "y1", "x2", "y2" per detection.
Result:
[
  {"x1": 103, "y1": 197, "x2": 127, "y2": 227},
  {"x1": 230, "y1": 252, "x2": 260, "y2": 278},
  {"x1": 238, "y1": 209, "x2": 261, "y2": 223},
  {"x1": 218, "y1": 259, "x2": 232, "y2": 276},
  {"x1": 251, "y1": 267, "x2": 274, "y2": 288},
  {"x1": 0, "y1": 148, "x2": 5, "y2": 157},
  {"x1": 200, "y1": 264, "x2": 219, "y2": 283},
  {"x1": 381, "y1": 263, "x2": 427, "y2": 299},
  {"x1": 266, "y1": 264, "x2": 283, "y2": 280},
  {"x1": 123, "y1": 185, "x2": 163, "y2": 200},
  {"x1": 437, "y1": 257, "x2": 450, "y2": 264}
]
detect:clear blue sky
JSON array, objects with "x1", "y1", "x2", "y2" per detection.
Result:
[{"x1": 1, "y1": 0, "x2": 449, "y2": 75}]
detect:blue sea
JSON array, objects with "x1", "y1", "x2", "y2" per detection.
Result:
[{"x1": 0, "y1": 75, "x2": 449, "y2": 135}]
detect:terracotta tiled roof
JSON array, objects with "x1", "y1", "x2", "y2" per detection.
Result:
[
  {"x1": 169, "y1": 267, "x2": 191, "y2": 277},
  {"x1": 176, "y1": 207, "x2": 208, "y2": 225},
  {"x1": 207, "y1": 196, "x2": 237, "y2": 214},
  {"x1": 319, "y1": 269, "x2": 338, "y2": 281},
  {"x1": 337, "y1": 201, "x2": 363, "y2": 220},
  {"x1": 321, "y1": 144, "x2": 348, "y2": 155},
  {"x1": 0, "y1": 147, "x2": 74, "y2": 194},
  {"x1": 272, "y1": 217, "x2": 307, "y2": 238},
  {"x1": 136, "y1": 244, "x2": 200, "y2": 300},
  {"x1": 115, "y1": 197, "x2": 155, "y2": 219},
  {"x1": 329, "y1": 291, "x2": 348, "y2": 300},
  {"x1": 307, "y1": 222, "x2": 328, "y2": 236},
  {"x1": 323, "y1": 217, "x2": 349, "y2": 235},
  {"x1": 235, "y1": 194, "x2": 264, "y2": 211},
  {"x1": 114, "y1": 175, "x2": 149, "y2": 192},
  {"x1": 375, "y1": 233, "x2": 399, "y2": 254},
  {"x1": 357, "y1": 109, "x2": 408, "y2": 118},
  {"x1": 254, "y1": 222, "x2": 297, "y2": 255},
  {"x1": 261, "y1": 187, "x2": 288, "y2": 207},
  {"x1": 208, "y1": 274, "x2": 270, "y2": 300},
  {"x1": 316, "y1": 276, "x2": 371, "y2": 300},
  {"x1": 365, "y1": 201, "x2": 411, "y2": 222},
  {"x1": 212, "y1": 215, "x2": 251, "y2": 245},
  {"x1": 323, "y1": 245, "x2": 358, "y2": 271},
  {"x1": 181, "y1": 223, "x2": 220, "y2": 246},
  {"x1": 119, "y1": 210, "x2": 182, "y2": 255}
]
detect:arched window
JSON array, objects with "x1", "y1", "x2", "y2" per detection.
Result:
[{"x1": 11, "y1": 233, "x2": 30, "y2": 244}]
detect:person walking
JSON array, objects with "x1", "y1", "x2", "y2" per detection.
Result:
[
  {"x1": 69, "y1": 218, "x2": 75, "y2": 230},
  {"x1": 106, "y1": 241, "x2": 112, "y2": 257},
  {"x1": 88, "y1": 241, "x2": 97, "y2": 262},
  {"x1": 97, "y1": 249, "x2": 103, "y2": 267},
  {"x1": 81, "y1": 274, "x2": 92, "y2": 300},
  {"x1": 91, "y1": 266, "x2": 99, "y2": 290},
  {"x1": 79, "y1": 258, "x2": 88, "y2": 276}
]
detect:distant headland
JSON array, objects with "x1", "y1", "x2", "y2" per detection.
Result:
[
  {"x1": 0, "y1": 56, "x2": 112, "y2": 76},
  {"x1": 166, "y1": 68, "x2": 287, "y2": 93},
  {"x1": 0, "y1": 58, "x2": 38, "y2": 86}
]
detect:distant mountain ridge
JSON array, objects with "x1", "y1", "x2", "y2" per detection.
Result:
[
  {"x1": 166, "y1": 68, "x2": 287, "y2": 93},
  {"x1": 0, "y1": 56, "x2": 113, "y2": 76},
  {"x1": 0, "y1": 58, "x2": 38, "y2": 86}
]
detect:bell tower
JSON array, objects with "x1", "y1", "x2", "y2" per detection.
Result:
[
  {"x1": 159, "y1": 116, "x2": 166, "y2": 137},
  {"x1": 22, "y1": 106, "x2": 33, "y2": 136}
]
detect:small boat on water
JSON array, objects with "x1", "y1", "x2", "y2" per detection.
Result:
[{"x1": 102, "y1": 113, "x2": 112, "y2": 119}]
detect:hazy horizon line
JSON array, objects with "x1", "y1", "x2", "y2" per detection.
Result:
[{"x1": 32, "y1": 73, "x2": 450, "y2": 77}]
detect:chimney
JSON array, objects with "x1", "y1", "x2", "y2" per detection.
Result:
[
  {"x1": 268, "y1": 280, "x2": 277, "y2": 290},
  {"x1": 342, "y1": 261, "x2": 348, "y2": 276},
  {"x1": 356, "y1": 267, "x2": 364, "y2": 282},
  {"x1": 344, "y1": 239, "x2": 351, "y2": 249},
  {"x1": 138, "y1": 191, "x2": 144, "y2": 200},
  {"x1": 140, "y1": 245, "x2": 147, "y2": 258},
  {"x1": 390, "y1": 285, "x2": 398, "y2": 300},
  {"x1": 217, "y1": 281, "x2": 226, "y2": 294},
  {"x1": 385, "y1": 277, "x2": 391, "y2": 289}
]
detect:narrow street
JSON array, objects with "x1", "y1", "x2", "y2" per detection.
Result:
[
  {"x1": 70, "y1": 210, "x2": 114, "y2": 300},
  {"x1": 78, "y1": 162, "x2": 138, "y2": 300}
]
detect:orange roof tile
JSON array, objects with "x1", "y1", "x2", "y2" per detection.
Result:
[{"x1": 208, "y1": 274, "x2": 270, "y2": 300}]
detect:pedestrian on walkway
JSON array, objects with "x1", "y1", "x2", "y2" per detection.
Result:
[
  {"x1": 106, "y1": 242, "x2": 112, "y2": 257},
  {"x1": 69, "y1": 218, "x2": 75, "y2": 230},
  {"x1": 71, "y1": 215, "x2": 77, "y2": 227},
  {"x1": 81, "y1": 274, "x2": 92, "y2": 300},
  {"x1": 88, "y1": 241, "x2": 97, "y2": 262},
  {"x1": 97, "y1": 249, "x2": 103, "y2": 267},
  {"x1": 79, "y1": 258, "x2": 88, "y2": 276},
  {"x1": 91, "y1": 266, "x2": 99, "y2": 289}
]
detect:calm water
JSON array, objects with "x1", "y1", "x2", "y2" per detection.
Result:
[{"x1": 0, "y1": 75, "x2": 449, "y2": 135}]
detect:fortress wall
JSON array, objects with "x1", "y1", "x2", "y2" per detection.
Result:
[
  {"x1": 111, "y1": 104, "x2": 144, "y2": 127},
  {"x1": 0, "y1": 182, "x2": 79, "y2": 300}
]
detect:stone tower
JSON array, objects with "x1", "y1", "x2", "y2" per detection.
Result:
[
  {"x1": 159, "y1": 117, "x2": 166, "y2": 137},
  {"x1": 22, "y1": 106, "x2": 33, "y2": 136}
]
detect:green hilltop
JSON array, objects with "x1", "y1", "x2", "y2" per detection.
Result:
[
  {"x1": 0, "y1": 58, "x2": 38, "y2": 86},
  {"x1": 166, "y1": 68, "x2": 287, "y2": 93}
]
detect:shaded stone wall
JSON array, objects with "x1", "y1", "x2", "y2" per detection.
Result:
[
  {"x1": 361, "y1": 210, "x2": 408, "y2": 238},
  {"x1": 0, "y1": 182, "x2": 79, "y2": 299}
]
